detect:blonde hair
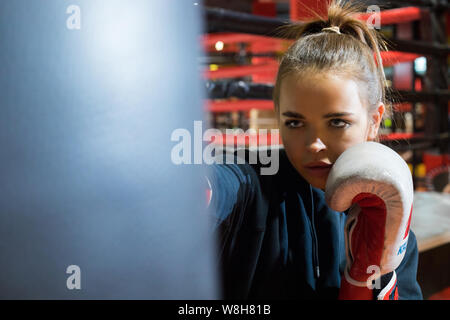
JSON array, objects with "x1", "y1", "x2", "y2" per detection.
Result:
[{"x1": 273, "y1": 0, "x2": 392, "y2": 127}]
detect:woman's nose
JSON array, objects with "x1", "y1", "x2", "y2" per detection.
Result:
[{"x1": 306, "y1": 137, "x2": 327, "y2": 153}]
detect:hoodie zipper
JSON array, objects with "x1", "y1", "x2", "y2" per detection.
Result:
[{"x1": 309, "y1": 185, "x2": 320, "y2": 279}]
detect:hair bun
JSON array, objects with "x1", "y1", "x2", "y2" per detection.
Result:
[{"x1": 321, "y1": 26, "x2": 341, "y2": 34}]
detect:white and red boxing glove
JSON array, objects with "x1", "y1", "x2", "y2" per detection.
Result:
[{"x1": 325, "y1": 142, "x2": 414, "y2": 300}]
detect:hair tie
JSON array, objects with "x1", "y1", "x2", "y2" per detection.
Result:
[{"x1": 322, "y1": 26, "x2": 341, "y2": 34}]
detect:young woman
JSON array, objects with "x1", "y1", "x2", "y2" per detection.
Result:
[{"x1": 206, "y1": 0, "x2": 422, "y2": 300}]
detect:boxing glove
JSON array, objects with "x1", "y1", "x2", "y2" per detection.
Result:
[{"x1": 325, "y1": 142, "x2": 414, "y2": 300}]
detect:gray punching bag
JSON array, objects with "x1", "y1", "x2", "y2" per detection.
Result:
[{"x1": 0, "y1": 1, "x2": 218, "y2": 299}]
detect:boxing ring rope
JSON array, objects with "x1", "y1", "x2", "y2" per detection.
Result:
[
  {"x1": 206, "y1": 6, "x2": 425, "y2": 34},
  {"x1": 204, "y1": 51, "x2": 423, "y2": 80},
  {"x1": 386, "y1": 0, "x2": 449, "y2": 10},
  {"x1": 204, "y1": 6, "x2": 449, "y2": 56},
  {"x1": 205, "y1": 81, "x2": 450, "y2": 105}
]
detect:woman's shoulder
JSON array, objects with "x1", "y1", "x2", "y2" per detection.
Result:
[
  {"x1": 210, "y1": 146, "x2": 311, "y2": 196},
  {"x1": 238, "y1": 146, "x2": 313, "y2": 195}
]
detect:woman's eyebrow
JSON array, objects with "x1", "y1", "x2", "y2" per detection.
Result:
[
  {"x1": 281, "y1": 111, "x2": 355, "y2": 118},
  {"x1": 281, "y1": 111, "x2": 304, "y2": 118},
  {"x1": 323, "y1": 112, "x2": 355, "y2": 118}
]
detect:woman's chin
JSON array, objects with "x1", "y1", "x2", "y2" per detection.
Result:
[
  {"x1": 305, "y1": 175, "x2": 327, "y2": 191},
  {"x1": 312, "y1": 182, "x2": 326, "y2": 191},
  {"x1": 296, "y1": 167, "x2": 329, "y2": 190}
]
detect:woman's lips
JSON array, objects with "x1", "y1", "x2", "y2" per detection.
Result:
[{"x1": 304, "y1": 165, "x2": 332, "y2": 178}]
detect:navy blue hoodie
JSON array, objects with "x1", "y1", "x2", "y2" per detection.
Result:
[{"x1": 207, "y1": 147, "x2": 423, "y2": 300}]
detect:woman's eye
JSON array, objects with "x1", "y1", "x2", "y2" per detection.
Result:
[
  {"x1": 329, "y1": 119, "x2": 350, "y2": 129},
  {"x1": 284, "y1": 119, "x2": 304, "y2": 129}
]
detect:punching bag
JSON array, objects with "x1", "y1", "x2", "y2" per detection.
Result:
[{"x1": 0, "y1": 0, "x2": 218, "y2": 299}]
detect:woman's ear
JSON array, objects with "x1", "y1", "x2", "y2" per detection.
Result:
[{"x1": 367, "y1": 103, "x2": 385, "y2": 141}]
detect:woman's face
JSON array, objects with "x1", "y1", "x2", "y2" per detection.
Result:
[{"x1": 278, "y1": 73, "x2": 384, "y2": 190}]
